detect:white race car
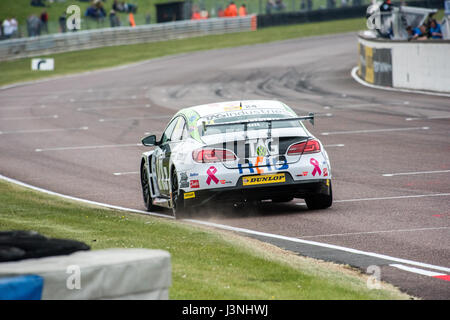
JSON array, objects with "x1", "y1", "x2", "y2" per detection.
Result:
[{"x1": 140, "y1": 100, "x2": 332, "y2": 217}]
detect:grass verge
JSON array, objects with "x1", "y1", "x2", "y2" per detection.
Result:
[
  {"x1": 0, "y1": 179, "x2": 411, "y2": 299},
  {"x1": 0, "y1": 17, "x2": 366, "y2": 87}
]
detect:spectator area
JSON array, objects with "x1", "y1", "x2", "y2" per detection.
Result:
[
  {"x1": 0, "y1": 0, "x2": 445, "y2": 39},
  {"x1": 0, "y1": 0, "x2": 379, "y2": 38}
]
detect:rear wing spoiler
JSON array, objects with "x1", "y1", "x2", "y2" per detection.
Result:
[{"x1": 202, "y1": 113, "x2": 314, "y2": 133}]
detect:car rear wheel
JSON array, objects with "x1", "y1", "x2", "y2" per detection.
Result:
[
  {"x1": 171, "y1": 168, "x2": 190, "y2": 218},
  {"x1": 305, "y1": 182, "x2": 333, "y2": 210}
]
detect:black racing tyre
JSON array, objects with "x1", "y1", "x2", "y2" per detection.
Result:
[
  {"x1": 140, "y1": 163, "x2": 158, "y2": 212},
  {"x1": 171, "y1": 168, "x2": 190, "y2": 219},
  {"x1": 305, "y1": 182, "x2": 333, "y2": 210}
]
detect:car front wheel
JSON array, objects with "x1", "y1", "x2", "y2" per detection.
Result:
[{"x1": 141, "y1": 163, "x2": 158, "y2": 212}]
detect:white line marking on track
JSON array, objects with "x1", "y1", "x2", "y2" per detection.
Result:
[
  {"x1": 113, "y1": 171, "x2": 139, "y2": 176},
  {"x1": 99, "y1": 115, "x2": 171, "y2": 122},
  {"x1": 0, "y1": 174, "x2": 448, "y2": 273},
  {"x1": 0, "y1": 115, "x2": 58, "y2": 121},
  {"x1": 0, "y1": 105, "x2": 47, "y2": 110},
  {"x1": 383, "y1": 170, "x2": 450, "y2": 177},
  {"x1": 144, "y1": 131, "x2": 163, "y2": 135},
  {"x1": 0, "y1": 126, "x2": 88, "y2": 135},
  {"x1": 389, "y1": 264, "x2": 449, "y2": 280},
  {"x1": 77, "y1": 105, "x2": 151, "y2": 111},
  {"x1": 298, "y1": 226, "x2": 450, "y2": 239},
  {"x1": 315, "y1": 113, "x2": 333, "y2": 117},
  {"x1": 35, "y1": 143, "x2": 142, "y2": 152},
  {"x1": 405, "y1": 116, "x2": 450, "y2": 121},
  {"x1": 184, "y1": 219, "x2": 450, "y2": 273},
  {"x1": 331, "y1": 103, "x2": 382, "y2": 109},
  {"x1": 321, "y1": 126, "x2": 429, "y2": 135},
  {"x1": 295, "y1": 193, "x2": 450, "y2": 205},
  {"x1": 332, "y1": 193, "x2": 450, "y2": 202},
  {"x1": 323, "y1": 144, "x2": 345, "y2": 148},
  {"x1": 332, "y1": 101, "x2": 412, "y2": 109}
]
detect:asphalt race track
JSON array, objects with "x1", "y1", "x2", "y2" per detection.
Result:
[{"x1": 1, "y1": 32, "x2": 449, "y2": 299}]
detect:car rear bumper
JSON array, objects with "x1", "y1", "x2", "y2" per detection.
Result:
[{"x1": 181, "y1": 172, "x2": 331, "y2": 207}]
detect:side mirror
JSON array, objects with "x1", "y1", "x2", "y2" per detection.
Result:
[{"x1": 142, "y1": 135, "x2": 158, "y2": 147}]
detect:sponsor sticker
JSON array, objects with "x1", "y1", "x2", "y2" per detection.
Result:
[
  {"x1": 242, "y1": 173, "x2": 285, "y2": 186},
  {"x1": 205, "y1": 109, "x2": 290, "y2": 122},
  {"x1": 224, "y1": 105, "x2": 242, "y2": 111},
  {"x1": 256, "y1": 145, "x2": 267, "y2": 157},
  {"x1": 190, "y1": 180, "x2": 199, "y2": 188},
  {"x1": 296, "y1": 171, "x2": 309, "y2": 177},
  {"x1": 206, "y1": 166, "x2": 219, "y2": 185},
  {"x1": 238, "y1": 157, "x2": 289, "y2": 174},
  {"x1": 184, "y1": 192, "x2": 195, "y2": 199},
  {"x1": 310, "y1": 158, "x2": 322, "y2": 177}
]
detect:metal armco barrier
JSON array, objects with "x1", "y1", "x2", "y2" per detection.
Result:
[
  {"x1": 357, "y1": 33, "x2": 450, "y2": 93},
  {"x1": 0, "y1": 16, "x2": 257, "y2": 61}
]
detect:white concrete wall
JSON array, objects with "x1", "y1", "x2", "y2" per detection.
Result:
[
  {"x1": 358, "y1": 36, "x2": 450, "y2": 93},
  {"x1": 392, "y1": 43, "x2": 450, "y2": 93}
]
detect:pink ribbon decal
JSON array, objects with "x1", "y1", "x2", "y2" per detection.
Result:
[
  {"x1": 206, "y1": 166, "x2": 219, "y2": 185},
  {"x1": 310, "y1": 158, "x2": 322, "y2": 177}
]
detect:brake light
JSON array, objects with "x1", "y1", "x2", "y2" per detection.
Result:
[
  {"x1": 192, "y1": 148, "x2": 237, "y2": 163},
  {"x1": 287, "y1": 140, "x2": 320, "y2": 155}
]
